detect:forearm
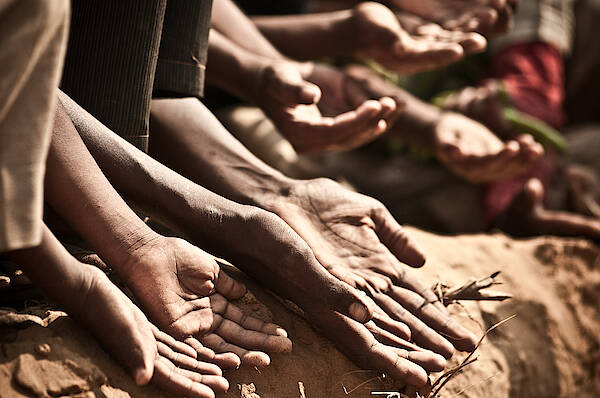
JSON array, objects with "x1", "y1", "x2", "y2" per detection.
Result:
[
  {"x1": 251, "y1": 10, "x2": 355, "y2": 60},
  {"x1": 206, "y1": 29, "x2": 268, "y2": 104},
  {"x1": 389, "y1": 90, "x2": 442, "y2": 148},
  {"x1": 149, "y1": 98, "x2": 293, "y2": 212},
  {"x1": 211, "y1": 0, "x2": 283, "y2": 60},
  {"x1": 45, "y1": 98, "x2": 160, "y2": 272},
  {"x1": 7, "y1": 226, "x2": 87, "y2": 313},
  {"x1": 57, "y1": 92, "x2": 260, "y2": 256}
]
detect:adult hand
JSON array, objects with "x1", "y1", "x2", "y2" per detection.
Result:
[
  {"x1": 266, "y1": 178, "x2": 479, "y2": 357},
  {"x1": 256, "y1": 61, "x2": 397, "y2": 153},
  {"x1": 351, "y1": 2, "x2": 486, "y2": 74},
  {"x1": 388, "y1": 0, "x2": 517, "y2": 35}
]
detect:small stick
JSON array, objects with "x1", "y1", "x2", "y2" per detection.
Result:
[
  {"x1": 428, "y1": 314, "x2": 517, "y2": 398},
  {"x1": 434, "y1": 271, "x2": 512, "y2": 306},
  {"x1": 299, "y1": 381, "x2": 307, "y2": 398}
]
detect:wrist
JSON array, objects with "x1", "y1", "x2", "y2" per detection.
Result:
[
  {"x1": 330, "y1": 9, "x2": 356, "y2": 56},
  {"x1": 101, "y1": 224, "x2": 162, "y2": 278},
  {"x1": 239, "y1": 168, "x2": 297, "y2": 211},
  {"x1": 394, "y1": 101, "x2": 442, "y2": 149}
]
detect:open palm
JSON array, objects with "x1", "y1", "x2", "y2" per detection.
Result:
[{"x1": 120, "y1": 236, "x2": 292, "y2": 367}]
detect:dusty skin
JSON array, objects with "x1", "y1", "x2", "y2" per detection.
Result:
[
  {"x1": 501, "y1": 178, "x2": 600, "y2": 243},
  {"x1": 1, "y1": 228, "x2": 599, "y2": 397},
  {"x1": 389, "y1": 0, "x2": 516, "y2": 34},
  {"x1": 340, "y1": 65, "x2": 544, "y2": 183},
  {"x1": 352, "y1": 2, "x2": 487, "y2": 74}
]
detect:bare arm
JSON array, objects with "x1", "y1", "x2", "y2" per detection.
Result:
[
  {"x1": 58, "y1": 91, "x2": 373, "y2": 327},
  {"x1": 211, "y1": 0, "x2": 284, "y2": 60},
  {"x1": 250, "y1": 10, "x2": 354, "y2": 60}
]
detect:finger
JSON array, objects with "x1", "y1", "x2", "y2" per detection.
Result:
[
  {"x1": 265, "y1": 64, "x2": 321, "y2": 105},
  {"x1": 395, "y1": 270, "x2": 449, "y2": 315},
  {"x1": 379, "y1": 96, "x2": 400, "y2": 127},
  {"x1": 388, "y1": 286, "x2": 478, "y2": 352},
  {"x1": 367, "y1": 320, "x2": 415, "y2": 350},
  {"x1": 212, "y1": 315, "x2": 292, "y2": 353},
  {"x1": 172, "y1": 366, "x2": 230, "y2": 393},
  {"x1": 493, "y1": 5, "x2": 513, "y2": 34},
  {"x1": 219, "y1": 299, "x2": 288, "y2": 337},
  {"x1": 308, "y1": 309, "x2": 429, "y2": 387},
  {"x1": 393, "y1": 39, "x2": 464, "y2": 72},
  {"x1": 152, "y1": 324, "x2": 198, "y2": 359},
  {"x1": 118, "y1": 312, "x2": 156, "y2": 386},
  {"x1": 372, "y1": 291, "x2": 455, "y2": 358},
  {"x1": 457, "y1": 32, "x2": 487, "y2": 54},
  {"x1": 324, "y1": 100, "x2": 381, "y2": 129},
  {"x1": 184, "y1": 336, "x2": 241, "y2": 369},
  {"x1": 471, "y1": 7, "x2": 499, "y2": 33},
  {"x1": 201, "y1": 333, "x2": 271, "y2": 367},
  {"x1": 153, "y1": 356, "x2": 218, "y2": 398},
  {"x1": 516, "y1": 135, "x2": 545, "y2": 159},
  {"x1": 398, "y1": 348, "x2": 447, "y2": 373},
  {"x1": 157, "y1": 340, "x2": 222, "y2": 376},
  {"x1": 371, "y1": 207, "x2": 426, "y2": 267},
  {"x1": 215, "y1": 269, "x2": 247, "y2": 300},
  {"x1": 372, "y1": 310, "x2": 411, "y2": 340},
  {"x1": 306, "y1": 101, "x2": 387, "y2": 152}
]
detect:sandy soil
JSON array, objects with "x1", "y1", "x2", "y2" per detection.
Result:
[{"x1": 0, "y1": 228, "x2": 598, "y2": 397}]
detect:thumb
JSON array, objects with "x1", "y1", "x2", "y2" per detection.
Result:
[
  {"x1": 288, "y1": 247, "x2": 374, "y2": 323},
  {"x1": 124, "y1": 322, "x2": 156, "y2": 386},
  {"x1": 321, "y1": 275, "x2": 374, "y2": 324},
  {"x1": 301, "y1": 258, "x2": 374, "y2": 323},
  {"x1": 264, "y1": 63, "x2": 321, "y2": 105}
]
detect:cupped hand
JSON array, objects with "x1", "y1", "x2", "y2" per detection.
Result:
[
  {"x1": 118, "y1": 236, "x2": 292, "y2": 367},
  {"x1": 351, "y1": 2, "x2": 486, "y2": 74},
  {"x1": 389, "y1": 0, "x2": 516, "y2": 35},
  {"x1": 74, "y1": 264, "x2": 230, "y2": 398},
  {"x1": 267, "y1": 178, "x2": 478, "y2": 357},
  {"x1": 256, "y1": 61, "x2": 397, "y2": 153},
  {"x1": 433, "y1": 112, "x2": 543, "y2": 183}
]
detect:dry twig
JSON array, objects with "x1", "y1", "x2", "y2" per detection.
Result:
[{"x1": 433, "y1": 271, "x2": 512, "y2": 306}]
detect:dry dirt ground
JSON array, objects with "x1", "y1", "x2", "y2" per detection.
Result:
[{"x1": 0, "y1": 228, "x2": 599, "y2": 398}]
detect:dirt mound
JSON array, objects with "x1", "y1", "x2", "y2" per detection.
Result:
[{"x1": 0, "y1": 229, "x2": 598, "y2": 397}]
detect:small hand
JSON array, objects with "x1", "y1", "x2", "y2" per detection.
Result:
[
  {"x1": 433, "y1": 112, "x2": 543, "y2": 183},
  {"x1": 74, "y1": 265, "x2": 230, "y2": 398},
  {"x1": 351, "y1": 2, "x2": 486, "y2": 74},
  {"x1": 502, "y1": 177, "x2": 600, "y2": 243},
  {"x1": 267, "y1": 178, "x2": 478, "y2": 357},
  {"x1": 256, "y1": 61, "x2": 396, "y2": 153},
  {"x1": 389, "y1": 0, "x2": 516, "y2": 35},
  {"x1": 119, "y1": 236, "x2": 292, "y2": 367}
]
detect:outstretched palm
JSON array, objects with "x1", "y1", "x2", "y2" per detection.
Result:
[
  {"x1": 120, "y1": 236, "x2": 292, "y2": 367},
  {"x1": 267, "y1": 178, "x2": 478, "y2": 356},
  {"x1": 390, "y1": 0, "x2": 516, "y2": 34}
]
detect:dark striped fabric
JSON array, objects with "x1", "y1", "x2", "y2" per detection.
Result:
[{"x1": 61, "y1": 0, "x2": 212, "y2": 152}]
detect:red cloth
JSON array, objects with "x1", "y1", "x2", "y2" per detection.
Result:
[
  {"x1": 490, "y1": 41, "x2": 566, "y2": 128},
  {"x1": 484, "y1": 41, "x2": 565, "y2": 224}
]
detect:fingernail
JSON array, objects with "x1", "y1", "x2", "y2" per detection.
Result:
[
  {"x1": 349, "y1": 302, "x2": 370, "y2": 323},
  {"x1": 275, "y1": 327, "x2": 288, "y2": 337}
]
